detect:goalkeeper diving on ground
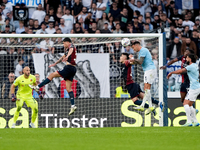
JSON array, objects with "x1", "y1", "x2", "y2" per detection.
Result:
[{"x1": 29, "y1": 37, "x2": 77, "y2": 115}]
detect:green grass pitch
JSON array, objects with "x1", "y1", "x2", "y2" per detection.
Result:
[{"x1": 0, "y1": 127, "x2": 199, "y2": 150}]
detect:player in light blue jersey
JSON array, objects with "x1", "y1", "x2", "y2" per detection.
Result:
[
  {"x1": 130, "y1": 41, "x2": 164, "y2": 115},
  {"x1": 167, "y1": 54, "x2": 200, "y2": 127}
]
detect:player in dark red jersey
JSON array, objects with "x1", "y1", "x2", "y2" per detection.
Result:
[
  {"x1": 120, "y1": 53, "x2": 164, "y2": 115},
  {"x1": 29, "y1": 37, "x2": 77, "y2": 115}
]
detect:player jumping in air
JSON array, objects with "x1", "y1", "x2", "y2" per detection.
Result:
[
  {"x1": 11, "y1": 66, "x2": 38, "y2": 128},
  {"x1": 29, "y1": 37, "x2": 77, "y2": 115},
  {"x1": 120, "y1": 53, "x2": 164, "y2": 115},
  {"x1": 130, "y1": 41, "x2": 163, "y2": 114},
  {"x1": 167, "y1": 54, "x2": 200, "y2": 126}
]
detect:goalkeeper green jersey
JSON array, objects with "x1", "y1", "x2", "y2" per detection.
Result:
[{"x1": 13, "y1": 74, "x2": 36, "y2": 99}]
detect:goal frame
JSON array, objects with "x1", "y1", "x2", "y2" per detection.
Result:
[{"x1": 0, "y1": 33, "x2": 167, "y2": 127}]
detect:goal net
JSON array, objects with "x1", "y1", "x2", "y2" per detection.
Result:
[{"x1": 0, "y1": 34, "x2": 165, "y2": 128}]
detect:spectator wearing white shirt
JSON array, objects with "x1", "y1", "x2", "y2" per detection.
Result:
[
  {"x1": 39, "y1": 38, "x2": 54, "y2": 54},
  {"x1": 31, "y1": 4, "x2": 46, "y2": 25},
  {"x1": 182, "y1": 14, "x2": 195, "y2": 31},
  {"x1": 78, "y1": 7, "x2": 88, "y2": 22},
  {"x1": 2, "y1": 0, "x2": 12, "y2": 17},
  {"x1": 16, "y1": 21, "x2": 25, "y2": 34},
  {"x1": 61, "y1": 8, "x2": 75, "y2": 34},
  {"x1": 96, "y1": 0, "x2": 107, "y2": 22},
  {"x1": 59, "y1": 18, "x2": 68, "y2": 34},
  {"x1": 0, "y1": 13, "x2": 5, "y2": 31},
  {"x1": 45, "y1": 21, "x2": 56, "y2": 34},
  {"x1": 36, "y1": 22, "x2": 47, "y2": 34},
  {"x1": 127, "y1": 0, "x2": 150, "y2": 20},
  {"x1": 15, "y1": 59, "x2": 24, "y2": 77}
]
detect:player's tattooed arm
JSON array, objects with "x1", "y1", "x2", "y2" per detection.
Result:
[
  {"x1": 62, "y1": 48, "x2": 74, "y2": 62},
  {"x1": 133, "y1": 57, "x2": 145, "y2": 65}
]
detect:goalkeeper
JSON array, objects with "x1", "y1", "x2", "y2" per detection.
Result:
[{"x1": 11, "y1": 66, "x2": 38, "y2": 128}]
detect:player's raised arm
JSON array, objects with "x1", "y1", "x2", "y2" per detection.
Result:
[
  {"x1": 167, "y1": 68, "x2": 187, "y2": 79},
  {"x1": 160, "y1": 57, "x2": 178, "y2": 70},
  {"x1": 62, "y1": 47, "x2": 74, "y2": 62}
]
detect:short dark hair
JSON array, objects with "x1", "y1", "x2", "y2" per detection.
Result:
[
  {"x1": 187, "y1": 54, "x2": 196, "y2": 63},
  {"x1": 63, "y1": 37, "x2": 71, "y2": 42},
  {"x1": 132, "y1": 41, "x2": 140, "y2": 45},
  {"x1": 121, "y1": 53, "x2": 129, "y2": 60}
]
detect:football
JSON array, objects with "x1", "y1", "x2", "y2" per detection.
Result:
[{"x1": 121, "y1": 38, "x2": 130, "y2": 47}]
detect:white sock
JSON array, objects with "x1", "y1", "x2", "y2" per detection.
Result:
[
  {"x1": 141, "y1": 90, "x2": 148, "y2": 107},
  {"x1": 190, "y1": 106, "x2": 198, "y2": 123},
  {"x1": 184, "y1": 105, "x2": 192, "y2": 124},
  {"x1": 147, "y1": 90, "x2": 152, "y2": 107}
]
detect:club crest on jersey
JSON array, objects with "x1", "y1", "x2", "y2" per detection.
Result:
[{"x1": 30, "y1": 79, "x2": 32, "y2": 81}]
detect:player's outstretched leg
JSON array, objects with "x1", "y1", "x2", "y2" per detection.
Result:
[
  {"x1": 12, "y1": 100, "x2": 23, "y2": 128},
  {"x1": 29, "y1": 71, "x2": 60, "y2": 91},
  {"x1": 151, "y1": 97, "x2": 165, "y2": 112}
]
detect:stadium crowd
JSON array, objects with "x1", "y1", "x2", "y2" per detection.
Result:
[{"x1": 0, "y1": 0, "x2": 200, "y2": 98}]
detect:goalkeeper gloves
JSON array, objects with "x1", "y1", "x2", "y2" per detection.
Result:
[{"x1": 11, "y1": 94, "x2": 16, "y2": 102}]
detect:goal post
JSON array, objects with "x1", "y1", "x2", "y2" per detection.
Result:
[{"x1": 0, "y1": 33, "x2": 167, "y2": 128}]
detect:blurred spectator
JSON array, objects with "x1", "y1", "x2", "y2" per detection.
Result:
[
  {"x1": 181, "y1": 37, "x2": 197, "y2": 55},
  {"x1": 55, "y1": 8, "x2": 62, "y2": 25},
  {"x1": 112, "y1": 41, "x2": 122, "y2": 62},
  {"x1": 176, "y1": 19, "x2": 184, "y2": 32},
  {"x1": 182, "y1": 14, "x2": 194, "y2": 30},
  {"x1": 39, "y1": 38, "x2": 54, "y2": 53},
  {"x1": 169, "y1": 8, "x2": 182, "y2": 25},
  {"x1": 145, "y1": 17, "x2": 153, "y2": 30},
  {"x1": 31, "y1": 4, "x2": 46, "y2": 25},
  {"x1": 152, "y1": 15, "x2": 160, "y2": 29},
  {"x1": 82, "y1": 0, "x2": 92, "y2": 9},
  {"x1": 165, "y1": 0, "x2": 175, "y2": 18},
  {"x1": 108, "y1": 2, "x2": 121, "y2": 20},
  {"x1": 46, "y1": 0, "x2": 61, "y2": 14},
  {"x1": 41, "y1": 14, "x2": 50, "y2": 27},
  {"x1": 143, "y1": 23, "x2": 151, "y2": 33},
  {"x1": 97, "y1": 12, "x2": 108, "y2": 30},
  {"x1": 90, "y1": 3, "x2": 97, "y2": 21},
  {"x1": 74, "y1": 22, "x2": 84, "y2": 33},
  {"x1": 45, "y1": 21, "x2": 55, "y2": 34},
  {"x1": 21, "y1": 25, "x2": 29, "y2": 34},
  {"x1": 138, "y1": 14, "x2": 144, "y2": 25},
  {"x1": 194, "y1": 18, "x2": 200, "y2": 30},
  {"x1": 1, "y1": 25, "x2": 11, "y2": 33},
  {"x1": 54, "y1": 37, "x2": 64, "y2": 53},
  {"x1": 78, "y1": 7, "x2": 88, "y2": 22},
  {"x1": 1, "y1": 72, "x2": 16, "y2": 99},
  {"x1": 28, "y1": 19, "x2": 34, "y2": 29},
  {"x1": 0, "y1": 13, "x2": 5, "y2": 31},
  {"x1": 59, "y1": 18, "x2": 68, "y2": 34},
  {"x1": 78, "y1": 38, "x2": 90, "y2": 53},
  {"x1": 33, "y1": 73, "x2": 45, "y2": 99},
  {"x1": 100, "y1": 21, "x2": 111, "y2": 33},
  {"x1": 48, "y1": 7, "x2": 57, "y2": 25},
  {"x1": 108, "y1": 15, "x2": 114, "y2": 31},
  {"x1": 16, "y1": 21, "x2": 25, "y2": 34},
  {"x1": 1, "y1": 18, "x2": 14, "y2": 32},
  {"x1": 2, "y1": 0, "x2": 12, "y2": 17},
  {"x1": 88, "y1": 22, "x2": 97, "y2": 33},
  {"x1": 154, "y1": 4, "x2": 166, "y2": 17},
  {"x1": 113, "y1": 23, "x2": 123, "y2": 34},
  {"x1": 28, "y1": 28, "x2": 33, "y2": 34},
  {"x1": 62, "y1": 8, "x2": 75, "y2": 34},
  {"x1": 96, "y1": 0, "x2": 107, "y2": 22},
  {"x1": 118, "y1": 8, "x2": 129, "y2": 32},
  {"x1": 182, "y1": 26, "x2": 191, "y2": 38},
  {"x1": 55, "y1": 28, "x2": 62, "y2": 34},
  {"x1": 122, "y1": 45, "x2": 134, "y2": 54},
  {"x1": 126, "y1": 21, "x2": 133, "y2": 33},
  {"x1": 191, "y1": 30, "x2": 199, "y2": 56},
  {"x1": 15, "y1": 59, "x2": 24, "y2": 77},
  {"x1": 72, "y1": 0, "x2": 83, "y2": 20},
  {"x1": 132, "y1": 16, "x2": 143, "y2": 33},
  {"x1": 167, "y1": 37, "x2": 182, "y2": 60},
  {"x1": 84, "y1": 10, "x2": 93, "y2": 30},
  {"x1": 32, "y1": 20, "x2": 41, "y2": 34},
  {"x1": 127, "y1": 0, "x2": 150, "y2": 19},
  {"x1": 101, "y1": 43, "x2": 114, "y2": 53},
  {"x1": 160, "y1": 13, "x2": 170, "y2": 27},
  {"x1": 36, "y1": 22, "x2": 47, "y2": 34}
]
